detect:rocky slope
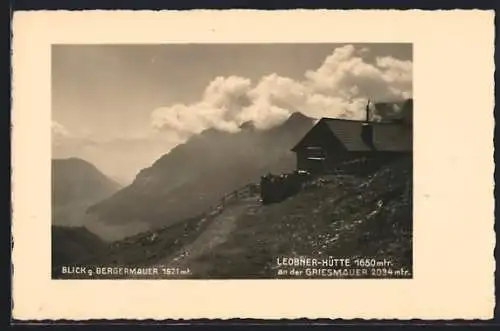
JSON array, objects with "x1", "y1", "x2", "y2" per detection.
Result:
[
  {"x1": 86, "y1": 113, "x2": 315, "y2": 229},
  {"x1": 188, "y1": 156, "x2": 413, "y2": 279},
  {"x1": 51, "y1": 225, "x2": 109, "y2": 278},
  {"x1": 68, "y1": 155, "x2": 412, "y2": 279},
  {"x1": 52, "y1": 100, "x2": 413, "y2": 278}
]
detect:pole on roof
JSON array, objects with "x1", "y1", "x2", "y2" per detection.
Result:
[{"x1": 365, "y1": 98, "x2": 371, "y2": 122}]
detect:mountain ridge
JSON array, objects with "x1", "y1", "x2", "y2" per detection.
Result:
[
  {"x1": 63, "y1": 155, "x2": 412, "y2": 279},
  {"x1": 52, "y1": 157, "x2": 122, "y2": 227},
  {"x1": 86, "y1": 112, "x2": 316, "y2": 234}
]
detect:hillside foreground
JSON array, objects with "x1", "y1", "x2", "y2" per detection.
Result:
[
  {"x1": 182, "y1": 155, "x2": 412, "y2": 279},
  {"x1": 54, "y1": 155, "x2": 412, "y2": 279}
]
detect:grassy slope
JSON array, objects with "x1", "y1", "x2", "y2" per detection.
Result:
[
  {"x1": 51, "y1": 226, "x2": 109, "y2": 277},
  {"x1": 55, "y1": 155, "x2": 412, "y2": 279},
  {"x1": 188, "y1": 156, "x2": 412, "y2": 278}
]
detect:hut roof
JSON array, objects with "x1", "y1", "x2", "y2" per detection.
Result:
[{"x1": 292, "y1": 117, "x2": 412, "y2": 152}]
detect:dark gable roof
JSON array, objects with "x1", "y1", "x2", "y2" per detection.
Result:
[
  {"x1": 293, "y1": 117, "x2": 412, "y2": 152},
  {"x1": 322, "y1": 118, "x2": 412, "y2": 151}
]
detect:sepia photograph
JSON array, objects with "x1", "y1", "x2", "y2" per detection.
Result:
[
  {"x1": 51, "y1": 43, "x2": 413, "y2": 279},
  {"x1": 12, "y1": 10, "x2": 494, "y2": 320}
]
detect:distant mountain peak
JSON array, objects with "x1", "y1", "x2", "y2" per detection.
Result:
[
  {"x1": 84, "y1": 110, "x2": 316, "y2": 231},
  {"x1": 286, "y1": 112, "x2": 312, "y2": 124},
  {"x1": 54, "y1": 156, "x2": 90, "y2": 164},
  {"x1": 275, "y1": 112, "x2": 314, "y2": 132},
  {"x1": 52, "y1": 158, "x2": 122, "y2": 222}
]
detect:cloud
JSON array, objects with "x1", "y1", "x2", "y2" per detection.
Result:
[
  {"x1": 52, "y1": 121, "x2": 73, "y2": 147},
  {"x1": 52, "y1": 121, "x2": 98, "y2": 148},
  {"x1": 305, "y1": 45, "x2": 411, "y2": 101},
  {"x1": 52, "y1": 121, "x2": 70, "y2": 137},
  {"x1": 151, "y1": 76, "x2": 251, "y2": 138},
  {"x1": 54, "y1": 46, "x2": 412, "y2": 183},
  {"x1": 54, "y1": 45, "x2": 413, "y2": 183},
  {"x1": 150, "y1": 44, "x2": 412, "y2": 140}
]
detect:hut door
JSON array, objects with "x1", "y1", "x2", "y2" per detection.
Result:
[{"x1": 305, "y1": 146, "x2": 326, "y2": 174}]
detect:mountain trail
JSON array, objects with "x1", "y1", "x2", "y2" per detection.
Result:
[{"x1": 159, "y1": 196, "x2": 261, "y2": 268}]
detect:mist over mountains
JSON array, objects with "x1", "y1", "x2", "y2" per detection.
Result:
[
  {"x1": 52, "y1": 97, "x2": 412, "y2": 244},
  {"x1": 51, "y1": 44, "x2": 414, "y2": 279},
  {"x1": 86, "y1": 112, "x2": 316, "y2": 237},
  {"x1": 53, "y1": 44, "x2": 412, "y2": 184},
  {"x1": 53, "y1": 151, "x2": 413, "y2": 279},
  {"x1": 51, "y1": 102, "x2": 413, "y2": 279}
]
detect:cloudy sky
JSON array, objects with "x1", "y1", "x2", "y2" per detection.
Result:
[{"x1": 52, "y1": 43, "x2": 412, "y2": 183}]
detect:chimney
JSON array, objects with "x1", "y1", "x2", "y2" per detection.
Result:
[{"x1": 361, "y1": 99, "x2": 375, "y2": 149}]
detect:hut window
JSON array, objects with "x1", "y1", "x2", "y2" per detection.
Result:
[{"x1": 305, "y1": 146, "x2": 326, "y2": 159}]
